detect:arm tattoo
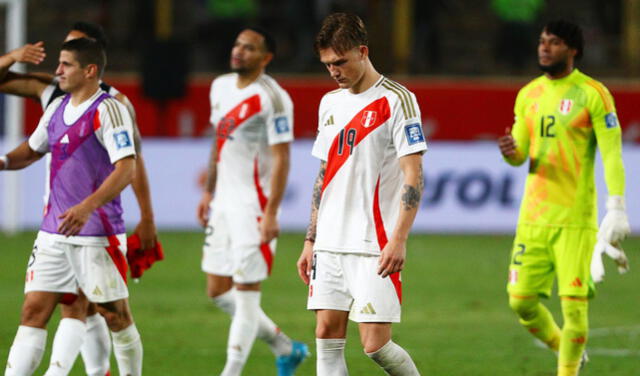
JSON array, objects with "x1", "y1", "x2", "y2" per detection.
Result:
[
  {"x1": 305, "y1": 162, "x2": 326, "y2": 242},
  {"x1": 204, "y1": 137, "x2": 217, "y2": 193},
  {"x1": 401, "y1": 163, "x2": 423, "y2": 211}
]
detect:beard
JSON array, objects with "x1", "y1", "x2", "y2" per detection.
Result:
[{"x1": 538, "y1": 60, "x2": 568, "y2": 76}]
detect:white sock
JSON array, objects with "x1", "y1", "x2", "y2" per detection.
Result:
[
  {"x1": 81, "y1": 314, "x2": 111, "y2": 376},
  {"x1": 5, "y1": 326, "x2": 47, "y2": 376},
  {"x1": 366, "y1": 340, "x2": 420, "y2": 376},
  {"x1": 316, "y1": 338, "x2": 348, "y2": 376},
  {"x1": 43, "y1": 318, "x2": 86, "y2": 376},
  {"x1": 221, "y1": 291, "x2": 260, "y2": 376},
  {"x1": 111, "y1": 324, "x2": 143, "y2": 376},
  {"x1": 212, "y1": 289, "x2": 292, "y2": 357}
]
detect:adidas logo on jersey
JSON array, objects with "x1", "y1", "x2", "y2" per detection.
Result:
[
  {"x1": 570, "y1": 277, "x2": 583, "y2": 287},
  {"x1": 324, "y1": 115, "x2": 334, "y2": 126},
  {"x1": 360, "y1": 302, "x2": 376, "y2": 315},
  {"x1": 60, "y1": 134, "x2": 70, "y2": 144},
  {"x1": 92, "y1": 286, "x2": 103, "y2": 296}
]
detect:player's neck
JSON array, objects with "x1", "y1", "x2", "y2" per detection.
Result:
[
  {"x1": 236, "y1": 69, "x2": 263, "y2": 89},
  {"x1": 70, "y1": 81, "x2": 100, "y2": 106},
  {"x1": 545, "y1": 64, "x2": 575, "y2": 80},
  {"x1": 349, "y1": 63, "x2": 381, "y2": 95}
]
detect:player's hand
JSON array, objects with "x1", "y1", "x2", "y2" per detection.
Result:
[
  {"x1": 58, "y1": 202, "x2": 93, "y2": 236},
  {"x1": 498, "y1": 127, "x2": 517, "y2": 158},
  {"x1": 10, "y1": 42, "x2": 46, "y2": 65},
  {"x1": 134, "y1": 218, "x2": 157, "y2": 249},
  {"x1": 377, "y1": 239, "x2": 406, "y2": 278},
  {"x1": 197, "y1": 191, "x2": 213, "y2": 228},
  {"x1": 296, "y1": 241, "x2": 314, "y2": 285},
  {"x1": 259, "y1": 213, "x2": 279, "y2": 244},
  {"x1": 591, "y1": 240, "x2": 629, "y2": 283},
  {"x1": 598, "y1": 196, "x2": 630, "y2": 245}
]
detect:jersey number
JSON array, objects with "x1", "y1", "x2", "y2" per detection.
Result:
[
  {"x1": 540, "y1": 115, "x2": 556, "y2": 138},
  {"x1": 512, "y1": 243, "x2": 525, "y2": 265},
  {"x1": 337, "y1": 128, "x2": 357, "y2": 155}
]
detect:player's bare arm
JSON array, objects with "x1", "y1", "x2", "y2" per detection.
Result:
[
  {"x1": 0, "y1": 41, "x2": 45, "y2": 80},
  {"x1": 377, "y1": 153, "x2": 423, "y2": 278},
  {"x1": 260, "y1": 142, "x2": 290, "y2": 243},
  {"x1": 58, "y1": 156, "x2": 136, "y2": 236},
  {"x1": 197, "y1": 135, "x2": 218, "y2": 227},
  {"x1": 115, "y1": 92, "x2": 157, "y2": 249},
  {"x1": 297, "y1": 161, "x2": 326, "y2": 285},
  {"x1": 0, "y1": 141, "x2": 44, "y2": 170}
]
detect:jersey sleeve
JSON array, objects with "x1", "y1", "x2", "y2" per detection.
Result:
[
  {"x1": 95, "y1": 98, "x2": 137, "y2": 164},
  {"x1": 504, "y1": 87, "x2": 530, "y2": 166},
  {"x1": 39, "y1": 81, "x2": 63, "y2": 111},
  {"x1": 391, "y1": 91, "x2": 427, "y2": 158},
  {"x1": 208, "y1": 79, "x2": 217, "y2": 127},
  {"x1": 311, "y1": 96, "x2": 329, "y2": 161},
  {"x1": 589, "y1": 82, "x2": 625, "y2": 196},
  {"x1": 28, "y1": 97, "x2": 61, "y2": 152},
  {"x1": 264, "y1": 85, "x2": 294, "y2": 145}
]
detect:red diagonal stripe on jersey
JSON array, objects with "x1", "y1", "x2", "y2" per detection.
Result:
[
  {"x1": 321, "y1": 97, "x2": 391, "y2": 195},
  {"x1": 216, "y1": 94, "x2": 261, "y2": 161},
  {"x1": 372, "y1": 176, "x2": 402, "y2": 304}
]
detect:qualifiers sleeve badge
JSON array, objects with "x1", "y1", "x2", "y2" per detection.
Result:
[
  {"x1": 605, "y1": 112, "x2": 619, "y2": 128},
  {"x1": 275, "y1": 116, "x2": 290, "y2": 134},
  {"x1": 404, "y1": 123, "x2": 425, "y2": 145},
  {"x1": 113, "y1": 130, "x2": 132, "y2": 150}
]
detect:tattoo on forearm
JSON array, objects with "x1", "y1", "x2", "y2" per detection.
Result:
[
  {"x1": 205, "y1": 138, "x2": 217, "y2": 193},
  {"x1": 305, "y1": 162, "x2": 326, "y2": 241},
  {"x1": 401, "y1": 164, "x2": 423, "y2": 211}
]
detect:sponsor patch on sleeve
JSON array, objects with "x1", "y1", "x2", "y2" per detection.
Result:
[
  {"x1": 275, "y1": 116, "x2": 290, "y2": 134},
  {"x1": 404, "y1": 123, "x2": 425, "y2": 145},
  {"x1": 605, "y1": 112, "x2": 619, "y2": 128},
  {"x1": 113, "y1": 130, "x2": 132, "y2": 150}
]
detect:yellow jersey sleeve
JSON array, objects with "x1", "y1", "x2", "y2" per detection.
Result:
[
  {"x1": 505, "y1": 87, "x2": 530, "y2": 166},
  {"x1": 587, "y1": 80, "x2": 625, "y2": 196}
]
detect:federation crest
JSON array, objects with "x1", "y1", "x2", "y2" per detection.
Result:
[
  {"x1": 361, "y1": 110, "x2": 377, "y2": 128},
  {"x1": 558, "y1": 99, "x2": 573, "y2": 115}
]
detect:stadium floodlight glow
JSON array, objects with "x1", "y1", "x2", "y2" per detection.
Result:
[{"x1": 0, "y1": 0, "x2": 26, "y2": 234}]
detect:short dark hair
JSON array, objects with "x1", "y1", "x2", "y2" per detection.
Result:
[
  {"x1": 314, "y1": 13, "x2": 368, "y2": 55},
  {"x1": 543, "y1": 20, "x2": 584, "y2": 59},
  {"x1": 71, "y1": 21, "x2": 108, "y2": 48},
  {"x1": 245, "y1": 27, "x2": 276, "y2": 54},
  {"x1": 61, "y1": 38, "x2": 107, "y2": 77}
]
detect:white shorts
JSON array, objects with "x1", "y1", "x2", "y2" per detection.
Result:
[
  {"x1": 307, "y1": 251, "x2": 402, "y2": 323},
  {"x1": 25, "y1": 231, "x2": 129, "y2": 303},
  {"x1": 201, "y1": 209, "x2": 276, "y2": 284}
]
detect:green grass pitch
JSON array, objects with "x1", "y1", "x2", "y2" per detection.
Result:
[{"x1": 1, "y1": 232, "x2": 639, "y2": 375}]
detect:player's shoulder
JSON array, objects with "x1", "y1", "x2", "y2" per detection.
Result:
[
  {"x1": 211, "y1": 73, "x2": 236, "y2": 87},
  {"x1": 573, "y1": 70, "x2": 612, "y2": 100},
  {"x1": 255, "y1": 74, "x2": 291, "y2": 112},
  {"x1": 376, "y1": 76, "x2": 419, "y2": 119},
  {"x1": 98, "y1": 94, "x2": 130, "y2": 127},
  {"x1": 43, "y1": 95, "x2": 66, "y2": 117}
]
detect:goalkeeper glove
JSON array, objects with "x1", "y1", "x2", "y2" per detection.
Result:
[
  {"x1": 597, "y1": 196, "x2": 630, "y2": 244},
  {"x1": 591, "y1": 240, "x2": 629, "y2": 283}
]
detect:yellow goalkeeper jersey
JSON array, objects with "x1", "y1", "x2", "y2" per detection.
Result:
[{"x1": 505, "y1": 69, "x2": 625, "y2": 228}]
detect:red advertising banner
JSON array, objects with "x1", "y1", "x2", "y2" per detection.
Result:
[{"x1": 22, "y1": 77, "x2": 640, "y2": 142}]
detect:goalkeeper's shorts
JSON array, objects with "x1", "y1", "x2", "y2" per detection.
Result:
[{"x1": 507, "y1": 225, "x2": 596, "y2": 298}]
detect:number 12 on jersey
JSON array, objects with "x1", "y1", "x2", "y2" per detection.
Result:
[{"x1": 540, "y1": 115, "x2": 556, "y2": 138}]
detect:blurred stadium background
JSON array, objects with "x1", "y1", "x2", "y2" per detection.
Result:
[{"x1": 0, "y1": 0, "x2": 639, "y2": 375}]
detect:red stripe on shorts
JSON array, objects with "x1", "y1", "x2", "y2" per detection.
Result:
[{"x1": 105, "y1": 235, "x2": 128, "y2": 284}]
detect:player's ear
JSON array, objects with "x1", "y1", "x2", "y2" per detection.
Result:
[
  {"x1": 85, "y1": 63, "x2": 99, "y2": 79},
  {"x1": 262, "y1": 52, "x2": 273, "y2": 68},
  {"x1": 359, "y1": 45, "x2": 368, "y2": 60}
]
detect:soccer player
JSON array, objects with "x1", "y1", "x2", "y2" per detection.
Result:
[
  {"x1": 296, "y1": 13, "x2": 424, "y2": 375},
  {"x1": 0, "y1": 22, "x2": 155, "y2": 376},
  {"x1": 1, "y1": 38, "x2": 143, "y2": 376},
  {"x1": 498, "y1": 20, "x2": 629, "y2": 376},
  {"x1": 196, "y1": 27, "x2": 308, "y2": 375}
]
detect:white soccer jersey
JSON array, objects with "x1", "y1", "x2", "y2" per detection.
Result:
[
  {"x1": 312, "y1": 76, "x2": 427, "y2": 255},
  {"x1": 209, "y1": 73, "x2": 294, "y2": 214}
]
